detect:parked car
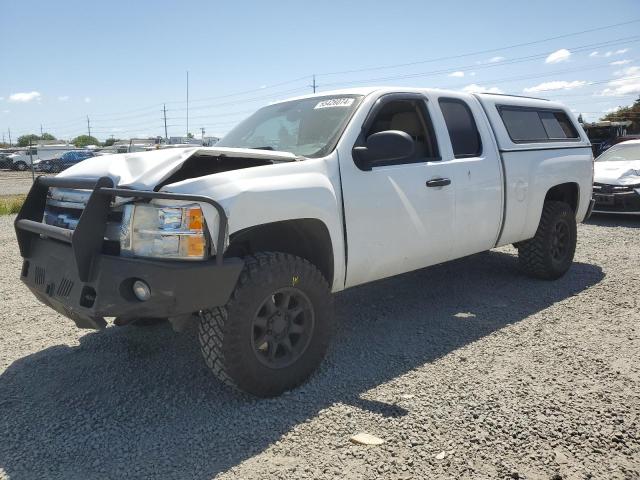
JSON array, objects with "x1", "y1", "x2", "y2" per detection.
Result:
[
  {"x1": 42, "y1": 150, "x2": 95, "y2": 173},
  {"x1": 0, "y1": 152, "x2": 13, "y2": 169},
  {"x1": 14, "y1": 87, "x2": 594, "y2": 397},
  {"x1": 8, "y1": 144, "x2": 78, "y2": 170},
  {"x1": 592, "y1": 139, "x2": 640, "y2": 215}
]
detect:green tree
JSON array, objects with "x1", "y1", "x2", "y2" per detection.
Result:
[
  {"x1": 17, "y1": 134, "x2": 41, "y2": 147},
  {"x1": 186, "y1": 132, "x2": 194, "y2": 138},
  {"x1": 71, "y1": 135, "x2": 100, "y2": 148},
  {"x1": 16, "y1": 133, "x2": 57, "y2": 146},
  {"x1": 600, "y1": 96, "x2": 640, "y2": 133},
  {"x1": 103, "y1": 137, "x2": 120, "y2": 147}
]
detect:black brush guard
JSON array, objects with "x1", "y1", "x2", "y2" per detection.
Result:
[{"x1": 14, "y1": 176, "x2": 243, "y2": 329}]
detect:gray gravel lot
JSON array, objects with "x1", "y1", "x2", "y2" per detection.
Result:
[
  {"x1": 0, "y1": 171, "x2": 50, "y2": 196},
  {"x1": 0, "y1": 213, "x2": 638, "y2": 479}
]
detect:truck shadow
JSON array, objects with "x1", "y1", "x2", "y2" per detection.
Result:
[{"x1": 0, "y1": 249, "x2": 604, "y2": 479}]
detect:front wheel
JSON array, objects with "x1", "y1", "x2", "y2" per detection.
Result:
[
  {"x1": 199, "y1": 252, "x2": 333, "y2": 397},
  {"x1": 13, "y1": 161, "x2": 27, "y2": 171},
  {"x1": 518, "y1": 201, "x2": 577, "y2": 280}
]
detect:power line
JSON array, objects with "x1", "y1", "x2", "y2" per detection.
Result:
[
  {"x1": 320, "y1": 36, "x2": 640, "y2": 88},
  {"x1": 11, "y1": 20, "x2": 640, "y2": 138},
  {"x1": 317, "y1": 18, "x2": 640, "y2": 77}
]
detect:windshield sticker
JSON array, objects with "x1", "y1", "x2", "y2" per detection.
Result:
[{"x1": 314, "y1": 98, "x2": 355, "y2": 109}]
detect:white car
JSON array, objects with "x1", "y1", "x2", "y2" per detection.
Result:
[
  {"x1": 592, "y1": 139, "x2": 640, "y2": 215},
  {"x1": 14, "y1": 87, "x2": 594, "y2": 396}
]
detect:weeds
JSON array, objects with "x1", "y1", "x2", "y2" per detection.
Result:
[{"x1": 0, "y1": 195, "x2": 25, "y2": 215}]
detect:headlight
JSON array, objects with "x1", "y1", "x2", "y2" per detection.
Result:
[{"x1": 120, "y1": 203, "x2": 208, "y2": 260}]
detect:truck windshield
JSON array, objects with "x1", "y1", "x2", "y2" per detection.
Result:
[
  {"x1": 596, "y1": 144, "x2": 640, "y2": 162},
  {"x1": 216, "y1": 94, "x2": 363, "y2": 158}
]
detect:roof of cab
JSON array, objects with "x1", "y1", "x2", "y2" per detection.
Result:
[{"x1": 271, "y1": 86, "x2": 570, "y2": 111}]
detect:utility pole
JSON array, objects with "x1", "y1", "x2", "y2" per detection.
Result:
[
  {"x1": 87, "y1": 116, "x2": 91, "y2": 138},
  {"x1": 40, "y1": 124, "x2": 43, "y2": 137},
  {"x1": 310, "y1": 74, "x2": 317, "y2": 93},
  {"x1": 28, "y1": 137, "x2": 35, "y2": 182},
  {"x1": 200, "y1": 127, "x2": 205, "y2": 145},
  {"x1": 163, "y1": 104, "x2": 168, "y2": 141},
  {"x1": 8, "y1": 127, "x2": 11, "y2": 146},
  {"x1": 186, "y1": 71, "x2": 189, "y2": 138}
]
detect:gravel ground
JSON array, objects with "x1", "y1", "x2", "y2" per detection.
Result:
[
  {"x1": 0, "y1": 213, "x2": 638, "y2": 480},
  {"x1": 0, "y1": 171, "x2": 51, "y2": 195}
]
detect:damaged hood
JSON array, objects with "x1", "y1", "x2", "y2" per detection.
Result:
[
  {"x1": 594, "y1": 160, "x2": 640, "y2": 186},
  {"x1": 57, "y1": 146, "x2": 299, "y2": 190}
]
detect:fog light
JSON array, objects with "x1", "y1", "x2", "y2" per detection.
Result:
[{"x1": 132, "y1": 280, "x2": 151, "y2": 301}]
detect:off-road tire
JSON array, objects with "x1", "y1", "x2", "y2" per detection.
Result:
[
  {"x1": 518, "y1": 201, "x2": 577, "y2": 280},
  {"x1": 199, "y1": 252, "x2": 333, "y2": 397}
]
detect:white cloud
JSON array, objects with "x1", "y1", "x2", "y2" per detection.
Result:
[
  {"x1": 488, "y1": 56, "x2": 505, "y2": 63},
  {"x1": 2, "y1": 109, "x2": 9, "y2": 114},
  {"x1": 591, "y1": 48, "x2": 630, "y2": 58},
  {"x1": 58, "y1": 95, "x2": 70, "y2": 102},
  {"x1": 0, "y1": 97, "x2": 3, "y2": 101},
  {"x1": 545, "y1": 49, "x2": 571, "y2": 64},
  {"x1": 523, "y1": 80, "x2": 587, "y2": 93},
  {"x1": 610, "y1": 60, "x2": 631, "y2": 66},
  {"x1": 8, "y1": 91, "x2": 41, "y2": 103},
  {"x1": 448, "y1": 71, "x2": 465, "y2": 78},
  {"x1": 469, "y1": 72, "x2": 476, "y2": 76},
  {"x1": 461, "y1": 83, "x2": 504, "y2": 94},
  {"x1": 597, "y1": 66, "x2": 640, "y2": 96},
  {"x1": 604, "y1": 106, "x2": 622, "y2": 114},
  {"x1": 84, "y1": 97, "x2": 91, "y2": 103}
]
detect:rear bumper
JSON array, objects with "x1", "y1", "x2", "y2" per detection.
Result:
[{"x1": 22, "y1": 236, "x2": 243, "y2": 329}]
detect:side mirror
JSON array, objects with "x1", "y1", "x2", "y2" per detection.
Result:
[{"x1": 353, "y1": 130, "x2": 415, "y2": 168}]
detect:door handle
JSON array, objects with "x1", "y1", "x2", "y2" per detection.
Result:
[{"x1": 426, "y1": 178, "x2": 451, "y2": 187}]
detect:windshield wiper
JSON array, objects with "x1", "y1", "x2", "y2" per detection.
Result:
[{"x1": 250, "y1": 146, "x2": 275, "y2": 151}]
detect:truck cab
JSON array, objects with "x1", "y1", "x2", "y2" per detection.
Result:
[{"x1": 15, "y1": 87, "x2": 593, "y2": 396}]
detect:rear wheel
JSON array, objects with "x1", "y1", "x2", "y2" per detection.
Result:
[
  {"x1": 518, "y1": 201, "x2": 577, "y2": 280},
  {"x1": 199, "y1": 252, "x2": 333, "y2": 397},
  {"x1": 13, "y1": 161, "x2": 27, "y2": 171}
]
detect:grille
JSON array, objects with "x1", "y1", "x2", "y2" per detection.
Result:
[
  {"x1": 56, "y1": 278, "x2": 74, "y2": 297},
  {"x1": 34, "y1": 266, "x2": 45, "y2": 285},
  {"x1": 593, "y1": 182, "x2": 640, "y2": 193},
  {"x1": 43, "y1": 188, "x2": 123, "y2": 243}
]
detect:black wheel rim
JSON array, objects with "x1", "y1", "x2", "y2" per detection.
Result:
[
  {"x1": 551, "y1": 219, "x2": 570, "y2": 262},
  {"x1": 251, "y1": 287, "x2": 315, "y2": 369}
]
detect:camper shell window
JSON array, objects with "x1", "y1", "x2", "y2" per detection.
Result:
[{"x1": 498, "y1": 106, "x2": 580, "y2": 143}]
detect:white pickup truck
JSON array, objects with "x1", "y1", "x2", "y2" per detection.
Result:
[{"x1": 15, "y1": 87, "x2": 594, "y2": 396}]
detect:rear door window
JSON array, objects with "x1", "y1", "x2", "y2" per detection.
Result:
[{"x1": 438, "y1": 98, "x2": 482, "y2": 158}]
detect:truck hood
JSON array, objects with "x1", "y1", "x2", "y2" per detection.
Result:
[
  {"x1": 594, "y1": 160, "x2": 640, "y2": 185},
  {"x1": 57, "y1": 146, "x2": 299, "y2": 190}
]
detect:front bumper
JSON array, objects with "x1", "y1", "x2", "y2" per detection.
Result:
[
  {"x1": 592, "y1": 185, "x2": 640, "y2": 215},
  {"x1": 22, "y1": 237, "x2": 243, "y2": 329},
  {"x1": 15, "y1": 175, "x2": 242, "y2": 329}
]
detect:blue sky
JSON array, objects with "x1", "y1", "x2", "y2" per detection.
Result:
[{"x1": 1, "y1": 0, "x2": 640, "y2": 142}]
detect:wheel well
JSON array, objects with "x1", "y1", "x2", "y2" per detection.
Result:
[
  {"x1": 544, "y1": 182, "x2": 579, "y2": 212},
  {"x1": 225, "y1": 219, "x2": 334, "y2": 284}
]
